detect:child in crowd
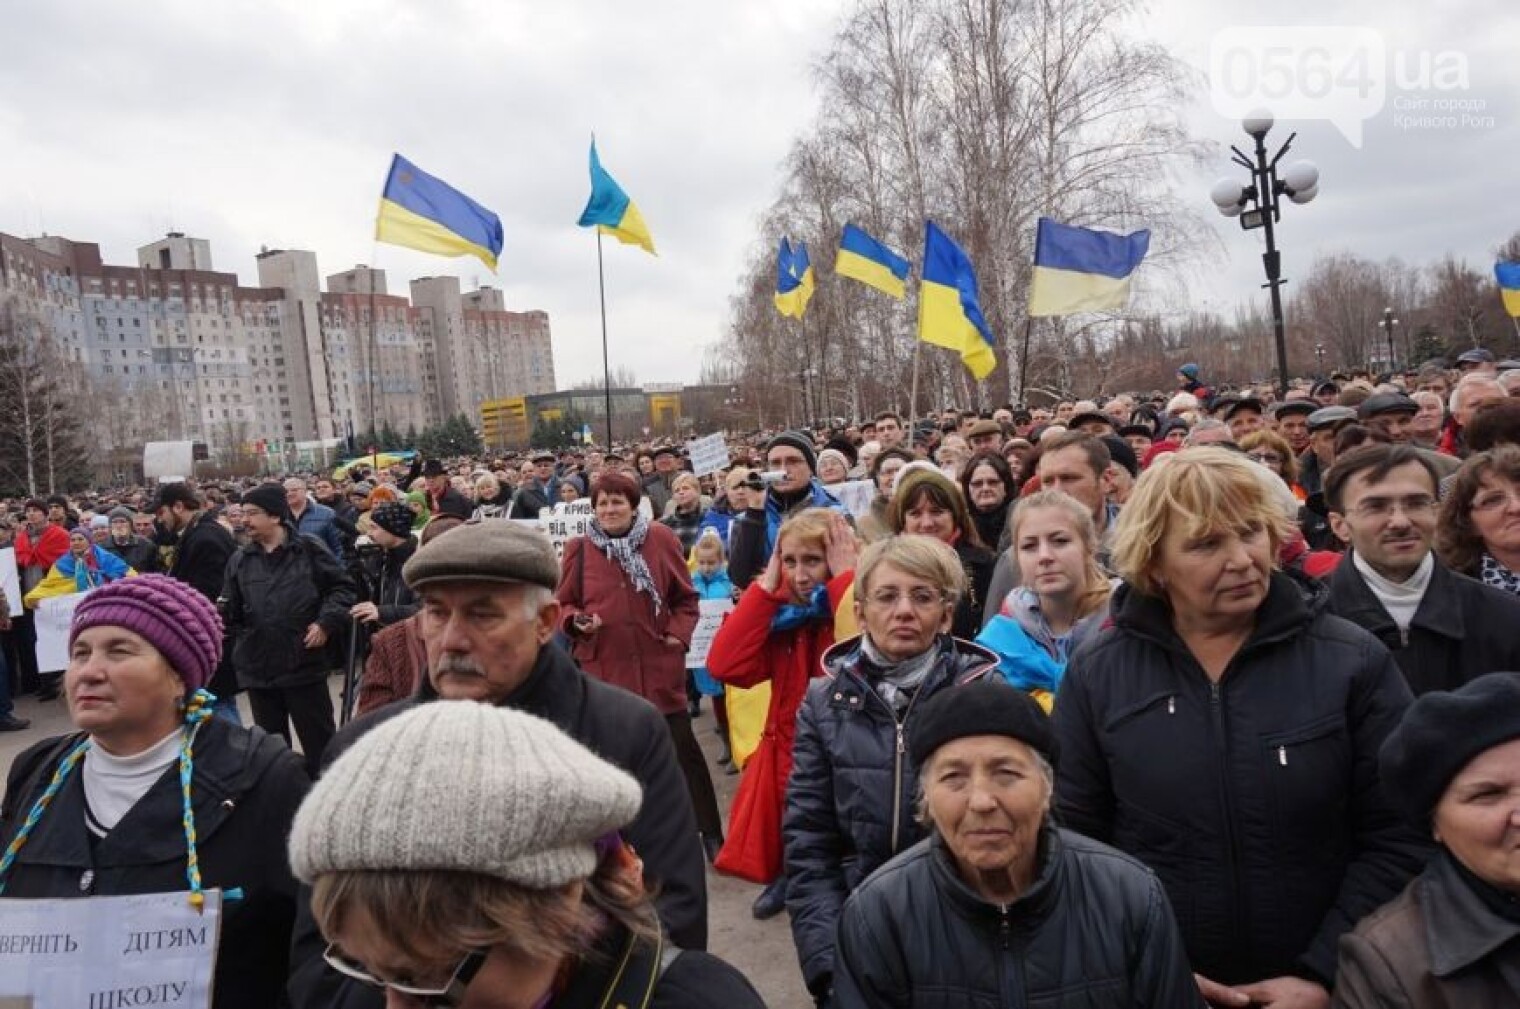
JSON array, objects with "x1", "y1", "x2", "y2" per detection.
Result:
[{"x1": 690, "y1": 530, "x2": 736, "y2": 764}]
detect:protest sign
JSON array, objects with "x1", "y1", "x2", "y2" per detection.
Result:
[
  {"x1": 34, "y1": 593, "x2": 85, "y2": 673},
  {"x1": 0, "y1": 549, "x2": 18, "y2": 617},
  {"x1": 685, "y1": 597, "x2": 734, "y2": 669},
  {"x1": 0, "y1": 890, "x2": 222, "y2": 1008},
  {"x1": 685, "y1": 433, "x2": 730, "y2": 478},
  {"x1": 831, "y1": 479, "x2": 876, "y2": 520},
  {"x1": 538, "y1": 501, "x2": 595, "y2": 560}
]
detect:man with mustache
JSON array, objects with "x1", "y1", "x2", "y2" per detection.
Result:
[
  {"x1": 285, "y1": 519, "x2": 707, "y2": 1009},
  {"x1": 1324, "y1": 443, "x2": 1520, "y2": 696}
]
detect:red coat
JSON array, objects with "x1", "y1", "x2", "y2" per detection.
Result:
[
  {"x1": 707, "y1": 572, "x2": 854, "y2": 796},
  {"x1": 556, "y1": 523, "x2": 700, "y2": 716},
  {"x1": 14, "y1": 524, "x2": 68, "y2": 576}
]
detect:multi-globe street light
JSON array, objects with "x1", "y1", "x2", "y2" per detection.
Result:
[
  {"x1": 1380, "y1": 307, "x2": 1400, "y2": 374},
  {"x1": 1209, "y1": 109, "x2": 1320, "y2": 395}
]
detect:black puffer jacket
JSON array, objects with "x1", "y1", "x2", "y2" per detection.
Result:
[
  {"x1": 102, "y1": 534, "x2": 160, "y2": 573},
  {"x1": 784, "y1": 633, "x2": 999, "y2": 999},
  {"x1": 219, "y1": 530, "x2": 357, "y2": 689},
  {"x1": 834, "y1": 828, "x2": 1203, "y2": 1009},
  {"x1": 1054, "y1": 573, "x2": 1432, "y2": 988},
  {"x1": 0, "y1": 720, "x2": 309, "y2": 1009}
]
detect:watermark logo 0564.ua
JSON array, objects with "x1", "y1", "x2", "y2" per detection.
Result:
[{"x1": 1209, "y1": 27, "x2": 1480, "y2": 147}]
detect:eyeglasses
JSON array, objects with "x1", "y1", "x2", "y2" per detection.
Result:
[
  {"x1": 323, "y1": 944, "x2": 487, "y2": 1007},
  {"x1": 1246, "y1": 452, "x2": 1283, "y2": 466},
  {"x1": 1472, "y1": 488, "x2": 1520, "y2": 513},
  {"x1": 1347, "y1": 495, "x2": 1438, "y2": 520},
  {"x1": 864, "y1": 587, "x2": 949, "y2": 610}
]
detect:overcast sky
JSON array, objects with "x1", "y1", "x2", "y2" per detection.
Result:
[{"x1": 2, "y1": 0, "x2": 1515, "y2": 388}]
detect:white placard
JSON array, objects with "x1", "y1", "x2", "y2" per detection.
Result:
[
  {"x1": 538, "y1": 501, "x2": 595, "y2": 561},
  {"x1": 685, "y1": 433, "x2": 730, "y2": 479},
  {"x1": 0, "y1": 890, "x2": 222, "y2": 1008},
  {"x1": 831, "y1": 479, "x2": 877, "y2": 519},
  {"x1": 34, "y1": 593, "x2": 86, "y2": 673},
  {"x1": 142, "y1": 441, "x2": 194, "y2": 481},
  {"x1": 685, "y1": 597, "x2": 735, "y2": 669},
  {"x1": 0, "y1": 550, "x2": 19, "y2": 618}
]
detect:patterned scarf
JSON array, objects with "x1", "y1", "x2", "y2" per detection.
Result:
[
  {"x1": 588, "y1": 513, "x2": 661, "y2": 615},
  {"x1": 1480, "y1": 553, "x2": 1520, "y2": 597}
]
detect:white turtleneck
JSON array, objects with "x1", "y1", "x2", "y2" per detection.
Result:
[
  {"x1": 81, "y1": 730, "x2": 182, "y2": 838},
  {"x1": 1352, "y1": 550, "x2": 1435, "y2": 635}
]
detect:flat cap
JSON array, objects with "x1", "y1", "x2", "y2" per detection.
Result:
[
  {"x1": 1457, "y1": 348, "x2": 1496, "y2": 365},
  {"x1": 1067, "y1": 410, "x2": 1114, "y2": 430},
  {"x1": 402, "y1": 518, "x2": 561, "y2": 592},
  {"x1": 967, "y1": 419, "x2": 1003, "y2": 439},
  {"x1": 1379, "y1": 673, "x2": 1520, "y2": 822},
  {"x1": 1307, "y1": 405, "x2": 1358, "y2": 432},
  {"x1": 1273, "y1": 400, "x2": 1316, "y2": 419},
  {"x1": 1358, "y1": 392, "x2": 1418, "y2": 418},
  {"x1": 908, "y1": 679, "x2": 1057, "y2": 768},
  {"x1": 1223, "y1": 396, "x2": 1265, "y2": 420}
]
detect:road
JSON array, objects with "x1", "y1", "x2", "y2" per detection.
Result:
[{"x1": 0, "y1": 686, "x2": 813, "y2": 1009}]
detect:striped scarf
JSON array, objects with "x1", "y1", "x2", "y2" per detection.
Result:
[{"x1": 588, "y1": 513, "x2": 661, "y2": 615}]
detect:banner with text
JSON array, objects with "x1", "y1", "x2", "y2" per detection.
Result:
[
  {"x1": 0, "y1": 550, "x2": 19, "y2": 618},
  {"x1": 34, "y1": 593, "x2": 86, "y2": 673},
  {"x1": 685, "y1": 597, "x2": 735, "y2": 669},
  {"x1": 0, "y1": 890, "x2": 222, "y2": 1008},
  {"x1": 685, "y1": 433, "x2": 730, "y2": 478}
]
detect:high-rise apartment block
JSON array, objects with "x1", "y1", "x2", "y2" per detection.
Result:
[{"x1": 0, "y1": 230, "x2": 556, "y2": 464}]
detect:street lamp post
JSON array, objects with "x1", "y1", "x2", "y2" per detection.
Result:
[
  {"x1": 1380, "y1": 308, "x2": 1399, "y2": 374},
  {"x1": 1210, "y1": 109, "x2": 1320, "y2": 395},
  {"x1": 1314, "y1": 342, "x2": 1326, "y2": 375}
]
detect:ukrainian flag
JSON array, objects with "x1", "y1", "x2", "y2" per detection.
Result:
[
  {"x1": 835, "y1": 224, "x2": 910, "y2": 300},
  {"x1": 919, "y1": 221, "x2": 997, "y2": 380},
  {"x1": 375, "y1": 154, "x2": 503, "y2": 272},
  {"x1": 577, "y1": 140, "x2": 656, "y2": 255},
  {"x1": 1027, "y1": 217, "x2": 1150, "y2": 317},
  {"x1": 1496, "y1": 262, "x2": 1520, "y2": 317},
  {"x1": 775, "y1": 237, "x2": 816, "y2": 319}
]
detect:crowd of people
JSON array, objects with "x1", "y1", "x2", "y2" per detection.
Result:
[{"x1": 0, "y1": 349, "x2": 1517, "y2": 1007}]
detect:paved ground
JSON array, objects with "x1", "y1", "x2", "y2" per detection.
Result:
[{"x1": 0, "y1": 687, "x2": 812, "y2": 1008}]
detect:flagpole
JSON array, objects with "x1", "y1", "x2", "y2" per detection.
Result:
[
  {"x1": 596, "y1": 230, "x2": 614, "y2": 448},
  {"x1": 908, "y1": 339, "x2": 922, "y2": 432},
  {"x1": 368, "y1": 240, "x2": 380, "y2": 476},
  {"x1": 1017, "y1": 317, "x2": 1034, "y2": 404}
]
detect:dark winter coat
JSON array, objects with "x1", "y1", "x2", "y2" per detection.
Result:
[
  {"x1": 285, "y1": 642, "x2": 709, "y2": 1009},
  {"x1": 366, "y1": 538, "x2": 418, "y2": 627},
  {"x1": 0, "y1": 719, "x2": 309, "y2": 1009},
  {"x1": 952, "y1": 539, "x2": 996, "y2": 640},
  {"x1": 834, "y1": 829, "x2": 1204, "y2": 1009},
  {"x1": 102, "y1": 533, "x2": 160, "y2": 573},
  {"x1": 1053, "y1": 573, "x2": 1432, "y2": 988},
  {"x1": 220, "y1": 530, "x2": 357, "y2": 689},
  {"x1": 1333, "y1": 850, "x2": 1520, "y2": 1008},
  {"x1": 163, "y1": 511, "x2": 238, "y2": 696},
  {"x1": 557, "y1": 921, "x2": 764, "y2": 1009},
  {"x1": 556, "y1": 523, "x2": 700, "y2": 716},
  {"x1": 1325, "y1": 551, "x2": 1520, "y2": 696},
  {"x1": 784, "y1": 633, "x2": 1000, "y2": 998},
  {"x1": 429, "y1": 484, "x2": 474, "y2": 519}
]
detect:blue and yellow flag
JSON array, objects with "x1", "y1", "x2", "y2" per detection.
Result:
[
  {"x1": 775, "y1": 237, "x2": 816, "y2": 318},
  {"x1": 375, "y1": 154, "x2": 504, "y2": 271},
  {"x1": 919, "y1": 222, "x2": 997, "y2": 380},
  {"x1": 1495, "y1": 262, "x2": 1520, "y2": 318},
  {"x1": 835, "y1": 224, "x2": 910, "y2": 300},
  {"x1": 577, "y1": 140, "x2": 656, "y2": 255},
  {"x1": 1027, "y1": 218, "x2": 1150, "y2": 317}
]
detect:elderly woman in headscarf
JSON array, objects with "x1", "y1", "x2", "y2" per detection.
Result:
[
  {"x1": 556, "y1": 470, "x2": 721, "y2": 859},
  {"x1": 834, "y1": 680, "x2": 1201, "y2": 1008},
  {"x1": 1334, "y1": 672, "x2": 1520, "y2": 1007},
  {"x1": 293, "y1": 701, "x2": 764, "y2": 1009},
  {"x1": 0, "y1": 575, "x2": 309, "y2": 1008},
  {"x1": 23, "y1": 527, "x2": 133, "y2": 606}
]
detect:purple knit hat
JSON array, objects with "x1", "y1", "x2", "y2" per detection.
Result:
[{"x1": 70, "y1": 574, "x2": 224, "y2": 691}]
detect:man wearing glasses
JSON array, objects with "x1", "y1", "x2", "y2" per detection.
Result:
[{"x1": 1324, "y1": 443, "x2": 1520, "y2": 696}]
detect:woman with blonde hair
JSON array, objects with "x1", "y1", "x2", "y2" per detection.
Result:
[
  {"x1": 707, "y1": 508, "x2": 856, "y2": 918},
  {"x1": 1053, "y1": 446, "x2": 1428, "y2": 1009},
  {"x1": 976, "y1": 490, "x2": 1116, "y2": 710}
]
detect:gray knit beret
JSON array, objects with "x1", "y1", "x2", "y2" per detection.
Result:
[
  {"x1": 402, "y1": 518, "x2": 561, "y2": 592},
  {"x1": 288, "y1": 701, "x2": 642, "y2": 888}
]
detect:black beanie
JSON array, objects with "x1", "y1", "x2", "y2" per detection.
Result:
[
  {"x1": 370, "y1": 501, "x2": 416, "y2": 540},
  {"x1": 908, "y1": 679, "x2": 1057, "y2": 768},
  {"x1": 766, "y1": 431, "x2": 817, "y2": 474},
  {"x1": 1379, "y1": 672, "x2": 1520, "y2": 823},
  {"x1": 242, "y1": 483, "x2": 291, "y2": 522}
]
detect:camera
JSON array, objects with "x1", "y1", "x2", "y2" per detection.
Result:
[{"x1": 759, "y1": 470, "x2": 787, "y2": 487}]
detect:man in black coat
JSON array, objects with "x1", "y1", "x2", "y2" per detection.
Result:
[
  {"x1": 219, "y1": 483, "x2": 356, "y2": 774},
  {"x1": 420, "y1": 457, "x2": 473, "y2": 518},
  {"x1": 152, "y1": 482, "x2": 239, "y2": 715},
  {"x1": 285, "y1": 519, "x2": 707, "y2": 1009},
  {"x1": 101, "y1": 506, "x2": 160, "y2": 572},
  {"x1": 1324, "y1": 443, "x2": 1520, "y2": 695}
]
